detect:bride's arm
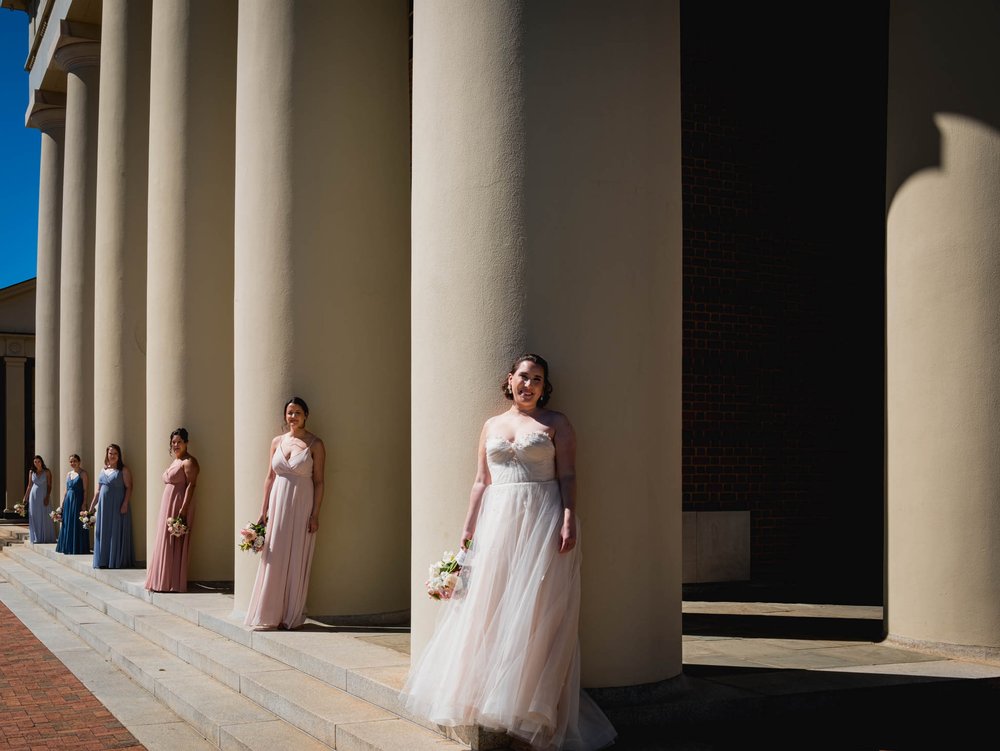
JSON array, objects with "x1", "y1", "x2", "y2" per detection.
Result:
[
  {"x1": 459, "y1": 421, "x2": 493, "y2": 549},
  {"x1": 552, "y1": 413, "x2": 578, "y2": 554}
]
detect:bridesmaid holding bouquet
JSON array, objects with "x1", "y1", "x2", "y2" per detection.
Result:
[
  {"x1": 56, "y1": 454, "x2": 90, "y2": 554},
  {"x1": 145, "y1": 428, "x2": 200, "y2": 593},
  {"x1": 244, "y1": 397, "x2": 325, "y2": 630},
  {"x1": 89, "y1": 444, "x2": 134, "y2": 569}
]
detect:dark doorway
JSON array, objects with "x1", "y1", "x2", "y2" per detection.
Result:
[{"x1": 680, "y1": 2, "x2": 889, "y2": 605}]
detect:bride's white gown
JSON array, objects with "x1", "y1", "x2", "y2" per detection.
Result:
[{"x1": 402, "y1": 431, "x2": 616, "y2": 751}]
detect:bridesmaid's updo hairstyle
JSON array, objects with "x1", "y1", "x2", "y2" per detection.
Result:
[
  {"x1": 502, "y1": 353, "x2": 554, "y2": 408},
  {"x1": 69, "y1": 454, "x2": 81, "y2": 463},
  {"x1": 169, "y1": 427, "x2": 189, "y2": 453},
  {"x1": 104, "y1": 443, "x2": 124, "y2": 470}
]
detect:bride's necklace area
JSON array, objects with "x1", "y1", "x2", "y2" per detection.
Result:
[{"x1": 509, "y1": 406, "x2": 541, "y2": 420}]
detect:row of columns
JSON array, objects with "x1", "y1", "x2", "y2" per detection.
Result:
[
  {"x1": 26, "y1": 0, "x2": 682, "y2": 686},
  {"x1": 24, "y1": 0, "x2": 1000, "y2": 688}
]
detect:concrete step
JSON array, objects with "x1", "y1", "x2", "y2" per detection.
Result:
[
  {"x1": 0, "y1": 523, "x2": 29, "y2": 547},
  {"x1": 0, "y1": 543, "x2": 472, "y2": 751}
]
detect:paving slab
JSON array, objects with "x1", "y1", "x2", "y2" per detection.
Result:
[
  {"x1": 336, "y1": 718, "x2": 467, "y2": 751},
  {"x1": 240, "y1": 668, "x2": 395, "y2": 747},
  {"x1": 220, "y1": 719, "x2": 333, "y2": 751},
  {"x1": 155, "y1": 673, "x2": 275, "y2": 745}
]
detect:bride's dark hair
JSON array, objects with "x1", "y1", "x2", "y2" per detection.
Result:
[{"x1": 502, "y1": 353, "x2": 553, "y2": 407}]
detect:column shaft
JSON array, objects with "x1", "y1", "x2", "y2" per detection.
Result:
[
  {"x1": 411, "y1": 0, "x2": 682, "y2": 686},
  {"x1": 886, "y1": 0, "x2": 1000, "y2": 654},
  {"x1": 147, "y1": 0, "x2": 236, "y2": 581},
  {"x1": 55, "y1": 38, "x2": 100, "y2": 480},
  {"x1": 29, "y1": 99, "x2": 66, "y2": 475},
  {"x1": 94, "y1": 0, "x2": 152, "y2": 559},
  {"x1": 232, "y1": 0, "x2": 410, "y2": 617}
]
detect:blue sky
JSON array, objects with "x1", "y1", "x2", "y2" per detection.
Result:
[{"x1": 0, "y1": 10, "x2": 40, "y2": 290}]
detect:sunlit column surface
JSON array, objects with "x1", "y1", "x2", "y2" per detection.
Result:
[
  {"x1": 27, "y1": 91, "x2": 66, "y2": 477},
  {"x1": 886, "y1": 0, "x2": 1000, "y2": 657},
  {"x1": 232, "y1": 0, "x2": 410, "y2": 618},
  {"x1": 53, "y1": 26, "x2": 99, "y2": 479},
  {"x1": 411, "y1": 0, "x2": 683, "y2": 686},
  {"x1": 146, "y1": 0, "x2": 236, "y2": 580},
  {"x1": 94, "y1": 0, "x2": 151, "y2": 558}
]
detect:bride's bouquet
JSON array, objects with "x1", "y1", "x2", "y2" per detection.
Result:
[
  {"x1": 80, "y1": 508, "x2": 96, "y2": 529},
  {"x1": 13, "y1": 502, "x2": 27, "y2": 517},
  {"x1": 166, "y1": 514, "x2": 188, "y2": 537},
  {"x1": 238, "y1": 521, "x2": 266, "y2": 553},
  {"x1": 426, "y1": 543, "x2": 470, "y2": 601},
  {"x1": 49, "y1": 506, "x2": 62, "y2": 524}
]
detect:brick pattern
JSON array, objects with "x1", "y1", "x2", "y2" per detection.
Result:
[
  {"x1": 0, "y1": 600, "x2": 144, "y2": 750},
  {"x1": 679, "y1": 4, "x2": 887, "y2": 599}
]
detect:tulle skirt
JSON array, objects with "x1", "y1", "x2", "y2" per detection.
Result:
[{"x1": 402, "y1": 479, "x2": 616, "y2": 751}]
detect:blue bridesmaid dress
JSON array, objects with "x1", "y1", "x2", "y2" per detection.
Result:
[
  {"x1": 56, "y1": 473, "x2": 90, "y2": 554},
  {"x1": 92, "y1": 468, "x2": 134, "y2": 568}
]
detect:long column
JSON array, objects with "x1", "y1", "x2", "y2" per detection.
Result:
[
  {"x1": 4, "y1": 357, "x2": 28, "y2": 510},
  {"x1": 411, "y1": 1, "x2": 682, "y2": 686},
  {"x1": 886, "y1": 0, "x2": 1000, "y2": 657},
  {"x1": 27, "y1": 91, "x2": 66, "y2": 476},
  {"x1": 146, "y1": 0, "x2": 236, "y2": 581},
  {"x1": 232, "y1": 0, "x2": 410, "y2": 617},
  {"x1": 94, "y1": 0, "x2": 152, "y2": 560},
  {"x1": 54, "y1": 26, "x2": 100, "y2": 480}
]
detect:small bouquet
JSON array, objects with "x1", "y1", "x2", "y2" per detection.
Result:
[
  {"x1": 166, "y1": 514, "x2": 188, "y2": 537},
  {"x1": 13, "y1": 502, "x2": 27, "y2": 517},
  {"x1": 80, "y1": 508, "x2": 96, "y2": 529},
  {"x1": 426, "y1": 541, "x2": 471, "y2": 601},
  {"x1": 238, "y1": 521, "x2": 266, "y2": 553},
  {"x1": 50, "y1": 506, "x2": 62, "y2": 524}
]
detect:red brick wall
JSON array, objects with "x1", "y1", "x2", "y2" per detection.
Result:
[{"x1": 680, "y1": 3, "x2": 888, "y2": 603}]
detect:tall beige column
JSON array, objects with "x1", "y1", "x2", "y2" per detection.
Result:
[
  {"x1": 411, "y1": 1, "x2": 682, "y2": 686},
  {"x1": 146, "y1": 0, "x2": 236, "y2": 581},
  {"x1": 54, "y1": 25, "x2": 100, "y2": 479},
  {"x1": 27, "y1": 91, "x2": 66, "y2": 474},
  {"x1": 94, "y1": 0, "x2": 152, "y2": 560},
  {"x1": 5, "y1": 357, "x2": 28, "y2": 510},
  {"x1": 886, "y1": 0, "x2": 1000, "y2": 657},
  {"x1": 232, "y1": 0, "x2": 410, "y2": 618}
]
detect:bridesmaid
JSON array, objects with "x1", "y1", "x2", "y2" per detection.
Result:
[
  {"x1": 245, "y1": 397, "x2": 325, "y2": 630},
  {"x1": 145, "y1": 428, "x2": 200, "y2": 593},
  {"x1": 56, "y1": 454, "x2": 90, "y2": 554},
  {"x1": 22, "y1": 455, "x2": 56, "y2": 543},
  {"x1": 89, "y1": 444, "x2": 134, "y2": 569}
]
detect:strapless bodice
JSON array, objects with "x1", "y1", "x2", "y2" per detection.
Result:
[{"x1": 485, "y1": 431, "x2": 556, "y2": 484}]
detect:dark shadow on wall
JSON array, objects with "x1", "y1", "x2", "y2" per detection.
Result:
[
  {"x1": 680, "y1": 2, "x2": 889, "y2": 606},
  {"x1": 885, "y1": 0, "x2": 1000, "y2": 210}
]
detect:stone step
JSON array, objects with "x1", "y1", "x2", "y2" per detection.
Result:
[
  {"x1": 0, "y1": 543, "x2": 472, "y2": 751},
  {"x1": 0, "y1": 524, "x2": 29, "y2": 547}
]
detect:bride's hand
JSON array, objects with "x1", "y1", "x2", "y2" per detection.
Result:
[{"x1": 559, "y1": 513, "x2": 576, "y2": 554}]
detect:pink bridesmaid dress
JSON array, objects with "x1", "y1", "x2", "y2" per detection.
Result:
[
  {"x1": 144, "y1": 463, "x2": 193, "y2": 592},
  {"x1": 244, "y1": 437, "x2": 317, "y2": 629}
]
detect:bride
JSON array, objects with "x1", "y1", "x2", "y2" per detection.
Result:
[{"x1": 402, "y1": 354, "x2": 616, "y2": 751}]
